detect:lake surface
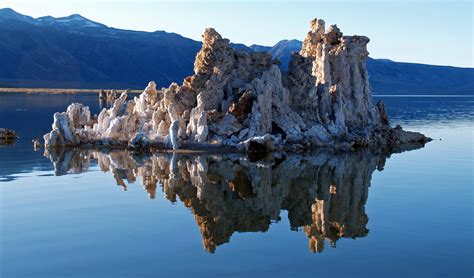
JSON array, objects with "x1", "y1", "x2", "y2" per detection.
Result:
[{"x1": 0, "y1": 93, "x2": 473, "y2": 277}]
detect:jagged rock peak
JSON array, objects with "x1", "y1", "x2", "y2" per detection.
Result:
[
  {"x1": 202, "y1": 28, "x2": 226, "y2": 44},
  {"x1": 193, "y1": 27, "x2": 234, "y2": 81},
  {"x1": 310, "y1": 18, "x2": 325, "y2": 32},
  {"x1": 301, "y1": 18, "x2": 347, "y2": 58},
  {"x1": 324, "y1": 24, "x2": 343, "y2": 45},
  {"x1": 300, "y1": 18, "x2": 326, "y2": 57}
]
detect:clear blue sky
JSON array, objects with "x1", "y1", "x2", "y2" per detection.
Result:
[{"x1": 2, "y1": 0, "x2": 472, "y2": 67}]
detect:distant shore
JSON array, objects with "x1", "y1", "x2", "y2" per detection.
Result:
[
  {"x1": 0, "y1": 88, "x2": 142, "y2": 94},
  {"x1": 1, "y1": 87, "x2": 472, "y2": 97}
]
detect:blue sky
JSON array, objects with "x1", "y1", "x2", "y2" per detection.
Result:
[{"x1": 2, "y1": 0, "x2": 472, "y2": 67}]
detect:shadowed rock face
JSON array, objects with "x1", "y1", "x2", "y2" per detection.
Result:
[
  {"x1": 43, "y1": 18, "x2": 430, "y2": 152},
  {"x1": 43, "y1": 146, "x2": 419, "y2": 253}
]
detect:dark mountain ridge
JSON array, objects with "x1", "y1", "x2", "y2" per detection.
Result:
[
  {"x1": 0, "y1": 8, "x2": 201, "y2": 88},
  {"x1": 0, "y1": 8, "x2": 472, "y2": 94}
]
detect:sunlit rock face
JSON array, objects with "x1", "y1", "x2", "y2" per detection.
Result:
[
  {"x1": 287, "y1": 20, "x2": 378, "y2": 135},
  {"x1": 43, "y1": 148, "x2": 401, "y2": 253},
  {"x1": 43, "y1": 19, "x2": 430, "y2": 151}
]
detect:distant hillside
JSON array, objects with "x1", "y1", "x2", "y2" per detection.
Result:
[
  {"x1": 0, "y1": 8, "x2": 472, "y2": 94},
  {"x1": 251, "y1": 39, "x2": 302, "y2": 71},
  {"x1": 366, "y1": 58, "x2": 474, "y2": 94},
  {"x1": 0, "y1": 8, "x2": 200, "y2": 89}
]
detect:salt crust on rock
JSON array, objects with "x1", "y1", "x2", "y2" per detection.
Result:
[{"x1": 44, "y1": 19, "x2": 430, "y2": 152}]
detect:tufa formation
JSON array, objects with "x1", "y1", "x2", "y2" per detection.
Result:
[
  {"x1": 43, "y1": 19, "x2": 430, "y2": 152},
  {"x1": 0, "y1": 128, "x2": 17, "y2": 146}
]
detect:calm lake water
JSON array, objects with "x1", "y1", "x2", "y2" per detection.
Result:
[{"x1": 0, "y1": 93, "x2": 473, "y2": 277}]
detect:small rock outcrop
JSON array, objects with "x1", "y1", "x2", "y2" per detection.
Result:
[
  {"x1": 43, "y1": 19, "x2": 430, "y2": 152},
  {"x1": 0, "y1": 128, "x2": 16, "y2": 139},
  {"x1": 0, "y1": 128, "x2": 17, "y2": 145},
  {"x1": 32, "y1": 139, "x2": 41, "y2": 150}
]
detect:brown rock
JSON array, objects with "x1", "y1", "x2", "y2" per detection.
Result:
[{"x1": 228, "y1": 91, "x2": 256, "y2": 121}]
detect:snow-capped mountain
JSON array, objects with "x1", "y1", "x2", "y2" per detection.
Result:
[{"x1": 37, "y1": 14, "x2": 107, "y2": 29}]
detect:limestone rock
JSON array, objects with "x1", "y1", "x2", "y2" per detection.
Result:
[
  {"x1": 238, "y1": 134, "x2": 275, "y2": 153},
  {"x1": 169, "y1": 120, "x2": 180, "y2": 150},
  {"x1": 390, "y1": 125, "x2": 431, "y2": 145},
  {"x1": 130, "y1": 131, "x2": 150, "y2": 148},
  {"x1": 32, "y1": 139, "x2": 41, "y2": 150},
  {"x1": 43, "y1": 19, "x2": 430, "y2": 152},
  {"x1": 0, "y1": 128, "x2": 16, "y2": 140},
  {"x1": 0, "y1": 128, "x2": 16, "y2": 146},
  {"x1": 229, "y1": 90, "x2": 256, "y2": 121}
]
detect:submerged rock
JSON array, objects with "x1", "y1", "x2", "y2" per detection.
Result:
[{"x1": 43, "y1": 18, "x2": 431, "y2": 152}]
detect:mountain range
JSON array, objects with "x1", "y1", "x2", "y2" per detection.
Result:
[{"x1": 1, "y1": 8, "x2": 472, "y2": 94}]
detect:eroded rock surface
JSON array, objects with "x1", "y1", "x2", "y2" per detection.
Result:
[{"x1": 43, "y1": 19, "x2": 430, "y2": 152}]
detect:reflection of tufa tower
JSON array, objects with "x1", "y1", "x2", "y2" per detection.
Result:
[
  {"x1": 280, "y1": 152, "x2": 373, "y2": 253},
  {"x1": 303, "y1": 172, "x2": 371, "y2": 253},
  {"x1": 45, "y1": 149, "x2": 386, "y2": 253}
]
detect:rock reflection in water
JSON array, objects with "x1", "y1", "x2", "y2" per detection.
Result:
[{"x1": 44, "y1": 148, "x2": 389, "y2": 253}]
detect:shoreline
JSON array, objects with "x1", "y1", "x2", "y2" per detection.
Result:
[
  {"x1": 1, "y1": 87, "x2": 472, "y2": 97},
  {"x1": 0, "y1": 87, "x2": 142, "y2": 94}
]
